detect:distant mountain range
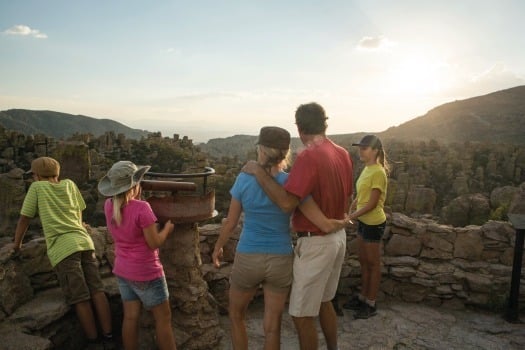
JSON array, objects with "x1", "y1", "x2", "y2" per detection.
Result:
[
  {"x1": 201, "y1": 85, "x2": 525, "y2": 159},
  {"x1": 0, "y1": 109, "x2": 149, "y2": 139},
  {"x1": 1, "y1": 85, "x2": 524, "y2": 157}
]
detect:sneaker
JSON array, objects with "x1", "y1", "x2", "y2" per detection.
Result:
[
  {"x1": 342, "y1": 296, "x2": 365, "y2": 310},
  {"x1": 353, "y1": 303, "x2": 377, "y2": 319},
  {"x1": 102, "y1": 334, "x2": 118, "y2": 350}
]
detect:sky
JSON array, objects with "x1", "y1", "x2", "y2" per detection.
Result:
[{"x1": 1, "y1": 1, "x2": 524, "y2": 143}]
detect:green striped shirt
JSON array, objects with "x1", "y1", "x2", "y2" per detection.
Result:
[{"x1": 20, "y1": 179, "x2": 94, "y2": 267}]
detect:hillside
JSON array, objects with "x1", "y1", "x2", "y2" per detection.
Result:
[
  {"x1": 2, "y1": 85, "x2": 524, "y2": 156},
  {"x1": 0, "y1": 109, "x2": 149, "y2": 139},
  {"x1": 381, "y1": 85, "x2": 525, "y2": 144},
  {"x1": 202, "y1": 86, "x2": 525, "y2": 160},
  {"x1": 201, "y1": 134, "x2": 260, "y2": 160}
]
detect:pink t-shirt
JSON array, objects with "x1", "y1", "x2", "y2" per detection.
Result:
[
  {"x1": 104, "y1": 199, "x2": 164, "y2": 281},
  {"x1": 285, "y1": 138, "x2": 354, "y2": 233}
]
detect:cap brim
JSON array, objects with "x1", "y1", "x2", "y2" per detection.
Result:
[{"x1": 24, "y1": 169, "x2": 33, "y2": 175}]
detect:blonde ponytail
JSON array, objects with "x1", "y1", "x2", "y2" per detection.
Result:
[
  {"x1": 111, "y1": 185, "x2": 139, "y2": 226},
  {"x1": 258, "y1": 145, "x2": 291, "y2": 170}
]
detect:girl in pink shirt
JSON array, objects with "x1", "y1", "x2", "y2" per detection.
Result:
[{"x1": 99, "y1": 161, "x2": 177, "y2": 350}]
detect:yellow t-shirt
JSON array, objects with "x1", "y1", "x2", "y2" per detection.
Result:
[{"x1": 355, "y1": 164, "x2": 387, "y2": 225}]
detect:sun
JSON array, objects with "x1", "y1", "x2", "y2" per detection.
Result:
[{"x1": 387, "y1": 55, "x2": 449, "y2": 96}]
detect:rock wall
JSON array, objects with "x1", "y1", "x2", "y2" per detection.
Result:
[
  {"x1": 0, "y1": 227, "x2": 119, "y2": 350},
  {"x1": 0, "y1": 224, "x2": 222, "y2": 350},
  {"x1": 199, "y1": 214, "x2": 525, "y2": 312}
]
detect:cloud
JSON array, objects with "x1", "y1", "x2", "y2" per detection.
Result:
[
  {"x1": 471, "y1": 62, "x2": 522, "y2": 83},
  {"x1": 468, "y1": 62, "x2": 525, "y2": 92},
  {"x1": 441, "y1": 62, "x2": 525, "y2": 100},
  {"x1": 356, "y1": 35, "x2": 395, "y2": 51},
  {"x1": 3, "y1": 25, "x2": 47, "y2": 39},
  {"x1": 164, "y1": 47, "x2": 182, "y2": 55}
]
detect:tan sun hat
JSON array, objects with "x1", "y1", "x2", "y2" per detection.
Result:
[
  {"x1": 26, "y1": 157, "x2": 61, "y2": 177},
  {"x1": 98, "y1": 161, "x2": 151, "y2": 197}
]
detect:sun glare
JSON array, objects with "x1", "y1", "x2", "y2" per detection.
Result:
[{"x1": 388, "y1": 56, "x2": 448, "y2": 95}]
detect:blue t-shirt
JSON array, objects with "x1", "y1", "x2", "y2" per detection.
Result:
[{"x1": 231, "y1": 172, "x2": 293, "y2": 255}]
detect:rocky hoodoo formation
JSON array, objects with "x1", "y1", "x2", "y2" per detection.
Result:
[
  {"x1": 0, "y1": 128, "x2": 211, "y2": 234},
  {"x1": 2, "y1": 122, "x2": 525, "y2": 230}
]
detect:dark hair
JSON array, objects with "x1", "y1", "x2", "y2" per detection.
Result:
[{"x1": 295, "y1": 102, "x2": 328, "y2": 134}]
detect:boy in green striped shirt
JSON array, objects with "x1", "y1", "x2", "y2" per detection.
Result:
[{"x1": 13, "y1": 156, "x2": 114, "y2": 348}]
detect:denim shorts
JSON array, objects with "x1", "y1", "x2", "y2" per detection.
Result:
[
  {"x1": 117, "y1": 276, "x2": 169, "y2": 309},
  {"x1": 357, "y1": 220, "x2": 386, "y2": 243}
]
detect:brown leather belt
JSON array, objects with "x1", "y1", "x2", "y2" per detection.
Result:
[{"x1": 297, "y1": 231, "x2": 324, "y2": 238}]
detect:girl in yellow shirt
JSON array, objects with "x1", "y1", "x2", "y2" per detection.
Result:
[{"x1": 343, "y1": 135, "x2": 388, "y2": 319}]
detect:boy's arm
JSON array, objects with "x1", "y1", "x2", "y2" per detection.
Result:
[{"x1": 13, "y1": 215, "x2": 31, "y2": 251}]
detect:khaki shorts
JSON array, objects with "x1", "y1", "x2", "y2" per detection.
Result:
[
  {"x1": 230, "y1": 253, "x2": 293, "y2": 293},
  {"x1": 54, "y1": 250, "x2": 105, "y2": 305},
  {"x1": 288, "y1": 229, "x2": 346, "y2": 317}
]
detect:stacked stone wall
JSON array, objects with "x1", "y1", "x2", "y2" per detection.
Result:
[{"x1": 199, "y1": 214, "x2": 525, "y2": 311}]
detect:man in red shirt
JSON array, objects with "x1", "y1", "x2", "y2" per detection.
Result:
[{"x1": 243, "y1": 102, "x2": 353, "y2": 350}]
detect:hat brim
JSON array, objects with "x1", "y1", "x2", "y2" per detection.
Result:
[{"x1": 98, "y1": 165, "x2": 151, "y2": 197}]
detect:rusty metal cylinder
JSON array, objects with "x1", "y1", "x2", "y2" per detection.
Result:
[{"x1": 141, "y1": 179, "x2": 197, "y2": 192}]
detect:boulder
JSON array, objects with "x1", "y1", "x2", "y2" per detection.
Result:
[
  {"x1": 440, "y1": 194, "x2": 490, "y2": 227},
  {"x1": 490, "y1": 185, "x2": 519, "y2": 208},
  {"x1": 0, "y1": 261, "x2": 34, "y2": 315},
  {"x1": 508, "y1": 182, "x2": 525, "y2": 214},
  {"x1": 0, "y1": 325, "x2": 52, "y2": 350}
]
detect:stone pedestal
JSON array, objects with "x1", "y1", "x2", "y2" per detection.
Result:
[
  {"x1": 142, "y1": 169, "x2": 219, "y2": 348},
  {"x1": 160, "y1": 223, "x2": 222, "y2": 349}
]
